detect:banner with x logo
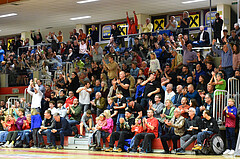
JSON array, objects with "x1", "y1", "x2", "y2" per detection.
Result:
[
  {"x1": 154, "y1": 18, "x2": 165, "y2": 31},
  {"x1": 189, "y1": 14, "x2": 200, "y2": 28}
]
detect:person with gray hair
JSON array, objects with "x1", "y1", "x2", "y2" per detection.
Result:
[
  {"x1": 176, "y1": 107, "x2": 202, "y2": 155},
  {"x1": 191, "y1": 26, "x2": 210, "y2": 46},
  {"x1": 160, "y1": 108, "x2": 185, "y2": 154},
  {"x1": 234, "y1": 23, "x2": 240, "y2": 36},
  {"x1": 90, "y1": 92, "x2": 106, "y2": 116},
  {"x1": 50, "y1": 113, "x2": 72, "y2": 149},
  {"x1": 161, "y1": 79, "x2": 175, "y2": 104},
  {"x1": 179, "y1": 11, "x2": 190, "y2": 36},
  {"x1": 141, "y1": 18, "x2": 153, "y2": 33}
]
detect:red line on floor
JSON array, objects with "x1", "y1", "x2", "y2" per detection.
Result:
[{"x1": 0, "y1": 149, "x2": 201, "y2": 159}]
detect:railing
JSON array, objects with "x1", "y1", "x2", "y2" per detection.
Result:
[
  {"x1": 24, "y1": 88, "x2": 32, "y2": 104},
  {"x1": 213, "y1": 90, "x2": 228, "y2": 127},
  {"x1": 65, "y1": 62, "x2": 74, "y2": 75},
  {"x1": 228, "y1": 77, "x2": 240, "y2": 108},
  {"x1": 41, "y1": 79, "x2": 55, "y2": 90},
  {"x1": 17, "y1": 43, "x2": 51, "y2": 56},
  {"x1": 6, "y1": 97, "x2": 20, "y2": 115}
]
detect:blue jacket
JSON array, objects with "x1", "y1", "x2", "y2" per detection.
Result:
[
  {"x1": 0, "y1": 49, "x2": 5, "y2": 62},
  {"x1": 135, "y1": 85, "x2": 145, "y2": 99},
  {"x1": 185, "y1": 90, "x2": 201, "y2": 106},
  {"x1": 173, "y1": 93, "x2": 183, "y2": 107},
  {"x1": 31, "y1": 114, "x2": 42, "y2": 130},
  {"x1": 56, "y1": 117, "x2": 72, "y2": 132}
]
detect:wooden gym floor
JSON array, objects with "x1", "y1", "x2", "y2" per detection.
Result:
[{"x1": 0, "y1": 148, "x2": 235, "y2": 159}]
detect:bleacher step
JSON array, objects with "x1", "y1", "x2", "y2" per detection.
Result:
[{"x1": 67, "y1": 136, "x2": 91, "y2": 150}]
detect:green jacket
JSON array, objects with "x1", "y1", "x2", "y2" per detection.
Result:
[
  {"x1": 159, "y1": 106, "x2": 175, "y2": 123},
  {"x1": 94, "y1": 97, "x2": 106, "y2": 110},
  {"x1": 69, "y1": 105, "x2": 81, "y2": 122}
]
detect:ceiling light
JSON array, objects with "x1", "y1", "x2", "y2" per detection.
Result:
[
  {"x1": 70, "y1": 16, "x2": 91, "y2": 20},
  {"x1": 182, "y1": 0, "x2": 206, "y2": 4},
  {"x1": 77, "y1": 0, "x2": 99, "y2": 4},
  {"x1": 0, "y1": 13, "x2": 17, "y2": 18}
]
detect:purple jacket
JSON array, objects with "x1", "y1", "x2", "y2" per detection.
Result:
[
  {"x1": 102, "y1": 118, "x2": 114, "y2": 134},
  {"x1": 16, "y1": 116, "x2": 27, "y2": 130}
]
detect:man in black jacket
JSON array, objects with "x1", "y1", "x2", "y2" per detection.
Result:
[
  {"x1": 126, "y1": 97, "x2": 147, "y2": 118},
  {"x1": 105, "y1": 109, "x2": 135, "y2": 152},
  {"x1": 176, "y1": 107, "x2": 202, "y2": 154},
  {"x1": 31, "y1": 29, "x2": 42, "y2": 45},
  {"x1": 212, "y1": 13, "x2": 223, "y2": 43},
  {"x1": 50, "y1": 113, "x2": 72, "y2": 149},
  {"x1": 192, "y1": 110, "x2": 219, "y2": 150},
  {"x1": 191, "y1": 26, "x2": 210, "y2": 46}
]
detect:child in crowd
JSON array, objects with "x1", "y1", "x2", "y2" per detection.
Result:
[
  {"x1": 30, "y1": 109, "x2": 42, "y2": 148},
  {"x1": 1, "y1": 114, "x2": 17, "y2": 147},
  {"x1": 223, "y1": 98, "x2": 237, "y2": 155},
  {"x1": 127, "y1": 118, "x2": 143, "y2": 152},
  {"x1": 80, "y1": 110, "x2": 94, "y2": 138}
]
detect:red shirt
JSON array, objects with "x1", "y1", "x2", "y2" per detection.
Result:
[
  {"x1": 65, "y1": 96, "x2": 77, "y2": 108},
  {"x1": 22, "y1": 120, "x2": 30, "y2": 130},
  {"x1": 127, "y1": 14, "x2": 138, "y2": 35},
  {"x1": 178, "y1": 104, "x2": 190, "y2": 118},
  {"x1": 146, "y1": 117, "x2": 159, "y2": 138},
  {"x1": 143, "y1": 67, "x2": 149, "y2": 78},
  {"x1": 131, "y1": 125, "x2": 143, "y2": 135},
  {"x1": 7, "y1": 120, "x2": 17, "y2": 132}
]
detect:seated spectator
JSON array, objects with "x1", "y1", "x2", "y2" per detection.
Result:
[
  {"x1": 125, "y1": 70, "x2": 136, "y2": 97},
  {"x1": 100, "y1": 81, "x2": 109, "y2": 99},
  {"x1": 141, "y1": 61, "x2": 149, "y2": 78},
  {"x1": 191, "y1": 26, "x2": 210, "y2": 46},
  {"x1": 80, "y1": 110, "x2": 94, "y2": 138},
  {"x1": 90, "y1": 113, "x2": 107, "y2": 150},
  {"x1": 67, "y1": 72, "x2": 80, "y2": 97},
  {"x1": 183, "y1": 84, "x2": 201, "y2": 106},
  {"x1": 173, "y1": 85, "x2": 183, "y2": 107},
  {"x1": 131, "y1": 50, "x2": 142, "y2": 68},
  {"x1": 171, "y1": 50, "x2": 183, "y2": 73},
  {"x1": 37, "y1": 110, "x2": 56, "y2": 149},
  {"x1": 56, "y1": 100, "x2": 67, "y2": 119},
  {"x1": 160, "y1": 108, "x2": 185, "y2": 154},
  {"x1": 178, "y1": 97, "x2": 190, "y2": 118},
  {"x1": 149, "y1": 94, "x2": 165, "y2": 120},
  {"x1": 67, "y1": 98, "x2": 81, "y2": 126},
  {"x1": 107, "y1": 78, "x2": 118, "y2": 98},
  {"x1": 159, "y1": 99, "x2": 175, "y2": 124},
  {"x1": 149, "y1": 52, "x2": 160, "y2": 73},
  {"x1": 64, "y1": 91, "x2": 77, "y2": 108},
  {"x1": 126, "y1": 97, "x2": 146, "y2": 119},
  {"x1": 90, "y1": 92, "x2": 106, "y2": 116},
  {"x1": 50, "y1": 113, "x2": 72, "y2": 149},
  {"x1": 176, "y1": 107, "x2": 202, "y2": 155},
  {"x1": 228, "y1": 30, "x2": 239, "y2": 45},
  {"x1": 196, "y1": 75, "x2": 207, "y2": 93},
  {"x1": 130, "y1": 109, "x2": 158, "y2": 153},
  {"x1": 105, "y1": 109, "x2": 135, "y2": 152},
  {"x1": 130, "y1": 62, "x2": 139, "y2": 79},
  {"x1": 192, "y1": 110, "x2": 219, "y2": 151},
  {"x1": 161, "y1": 80, "x2": 175, "y2": 104},
  {"x1": 153, "y1": 43, "x2": 162, "y2": 59},
  {"x1": 192, "y1": 64, "x2": 206, "y2": 85},
  {"x1": 177, "y1": 65, "x2": 191, "y2": 87},
  {"x1": 1, "y1": 115, "x2": 17, "y2": 147},
  {"x1": 48, "y1": 101, "x2": 58, "y2": 115}
]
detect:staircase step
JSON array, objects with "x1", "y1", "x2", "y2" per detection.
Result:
[{"x1": 65, "y1": 145, "x2": 89, "y2": 150}]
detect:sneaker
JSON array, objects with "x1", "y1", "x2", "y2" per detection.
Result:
[
  {"x1": 95, "y1": 146, "x2": 102, "y2": 151},
  {"x1": 79, "y1": 135, "x2": 83, "y2": 139},
  {"x1": 57, "y1": 145, "x2": 64, "y2": 150},
  {"x1": 49, "y1": 145, "x2": 57, "y2": 149},
  {"x1": 223, "y1": 149, "x2": 230, "y2": 155},
  {"x1": 105, "y1": 147, "x2": 113, "y2": 152},
  {"x1": 113, "y1": 147, "x2": 122, "y2": 152},
  {"x1": 30, "y1": 145, "x2": 38, "y2": 149},
  {"x1": 137, "y1": 147, "x2": 141, "y2": 153},
  {"x1": 39, "y1": 144, "x2": 46, "y2": 148},
  {"x1": 172, "y1": 149, "x2": 177, "y2": 154},
  {"x1": 45, "y1": 144, "x2": 53, "y2": 149},
  {"x1": 176, "y1": 148, "x2": 185, "y2": 155},
  {"x1": 90, "y1": 130, "x2": 93, "y2": 133},
  {"x1": 23, "y1": 144, "x2": 30, "y2": 148},
  {"x1": 228, "y1": 150, "x2": 235, "y2": 155},
  {"x1": 130, "y1": 148, "x2": 138, "y2": 153},
  {"x1": 7, "y1": 143, "x2": 14, "y2": 148},
  {"x1": 2, "y1": 143, "x2": 9, "y2": 148},
  {"x1": 192, "y1": 145, "x2": 202, "y2": 151},
  {"x1": 127, "y1": 147, "x2": 132, "y2": 153},
  {"x1": 89, "y1": 143, "x2": 96, "y2": 147},
  {"x1": 74, "y1": 134, "x2": 80, "y2": 138}
]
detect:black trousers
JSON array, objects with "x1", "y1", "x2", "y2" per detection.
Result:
[
  {"x1": 160, "y1": 132, "x2": 180, "y2": 152},
  {"x1": 32, "y1": 128, "x2": 40, "y2": 146},
  {"x1": 6, "y1": 131, "x2": 19, "y2": 141},
  {"x1": 133, "y1": 132, "x2": 155, "y2": 151},
  {"x1": 214, "y1": 31, "x2": 222, "y2": 44},
  {"x1": 109, "y1": 131, "x2": 133, "y2": 149}
]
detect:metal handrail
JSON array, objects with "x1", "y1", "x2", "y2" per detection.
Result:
[{"x1": 228, "y1": 77, "x2": 240, "y2": 108}]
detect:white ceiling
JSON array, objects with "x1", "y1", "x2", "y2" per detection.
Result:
[{"x1": 0, "y1": 0, "x2": 233, "y2": 36}]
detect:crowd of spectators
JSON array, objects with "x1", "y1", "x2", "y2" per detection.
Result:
[{"x1": 0, "y1": 11, "x2": 239, "y2": 155}]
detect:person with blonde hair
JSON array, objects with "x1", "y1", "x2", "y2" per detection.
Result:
[
  {"x1": 149, "y1": 52, "x2": 161, "y2": 73},
  {"x1": 30, "y1": 108, "x2": 42, "y2": 148}
]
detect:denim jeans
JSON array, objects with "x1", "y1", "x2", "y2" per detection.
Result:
[
  {"x1": 128, "y1": 36, "x2": 135, "y2": 48},
  {"x1": 226, "y1": 127, "x2": 236, "y2": 150},
  {"x1": 50, "y1": 129, "x2": 72, "y2": 146},
  {"x1": 21, "y1": 130, "x2": 32, "y2": 144},
  {"x1": 196, "y1": 131, "x2": 213, "y2": 145},
  {"x1": 116, "y1": 114, "x2": 125, "y2": 132},
  {"x1": 0, "y1": 131, "x2": 8, "y2": 143},
  {"x1": 67, "y1": 119, "x2": 80, "y2": 126},
  {"x1": 37, "y1": 129, "x2": 51, "y2": 144}
]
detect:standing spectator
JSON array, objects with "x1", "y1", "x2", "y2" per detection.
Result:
[
  {"x1": 141, "y1": 18, "x2": 153, "y2": 33},
  {"x1": 212, "y1": 13, "x2": 223, "y2": 43},
  {"x1": 114, "y1": 91, "x2": 127, "y2": 131},
  {"x1": 27, "y1": 79, "x2": 43, "y2": 112},
  {"x1": 102, "y1": 55, "x2": 119, "y2": 83},
  {"x1": 149, "y1": 52, "x2": 160, "y2": 73},
  {"x1": 76, "y1": 82, "x2": 92, "y2": 112},
  {"x1": 31, "y1": 29, "x2": 42, "y2": 45},
  {"x1": 67, "y1": 72, "x2": 80, "y2": 96},
  {"x1": 166, "y1": 16, "x2": 178, "y2": 38},
  {"x1": 126, "y1": 10, "x2": 138, "y2": 48},
  {"x1": 90, "y1": 25, "x2": 99, "y2": 45},
  {"x1": 179, "y1": 11, "x2": 190, "y2": 36},
  {"x1": 78, "y1": 29, "x2": 87, "y2": 40},
  {"x1": 30, "y1": 109, "x2": 42, "y2": 148},
  {"x1": 160, "y1": 108, "x2": 185, "y2": 154},
  {"x1": 171, "y1": 50, "x2": 183, "y2": 73},
  {"x1": 117, "y1": 71, "x2": 130, "y2": 98},
  {"x1": 135, "y1": 77, "x2": 145, "y2": 103},
  {"x1": 232, "y1": 44, "x2": 240, "y2": 70},
  {"x1": 90, "y1": 42, "x2": 103, "y2": 63},
  {"x1": 223, "y1": 98, "x2": 237, "y2": 155},
  {"x1": 0, "y1": 46, "x2": 5, "y2": 71},
  {"x1": 179, "y1": 34, "x2": 197, "y2": 72}
]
